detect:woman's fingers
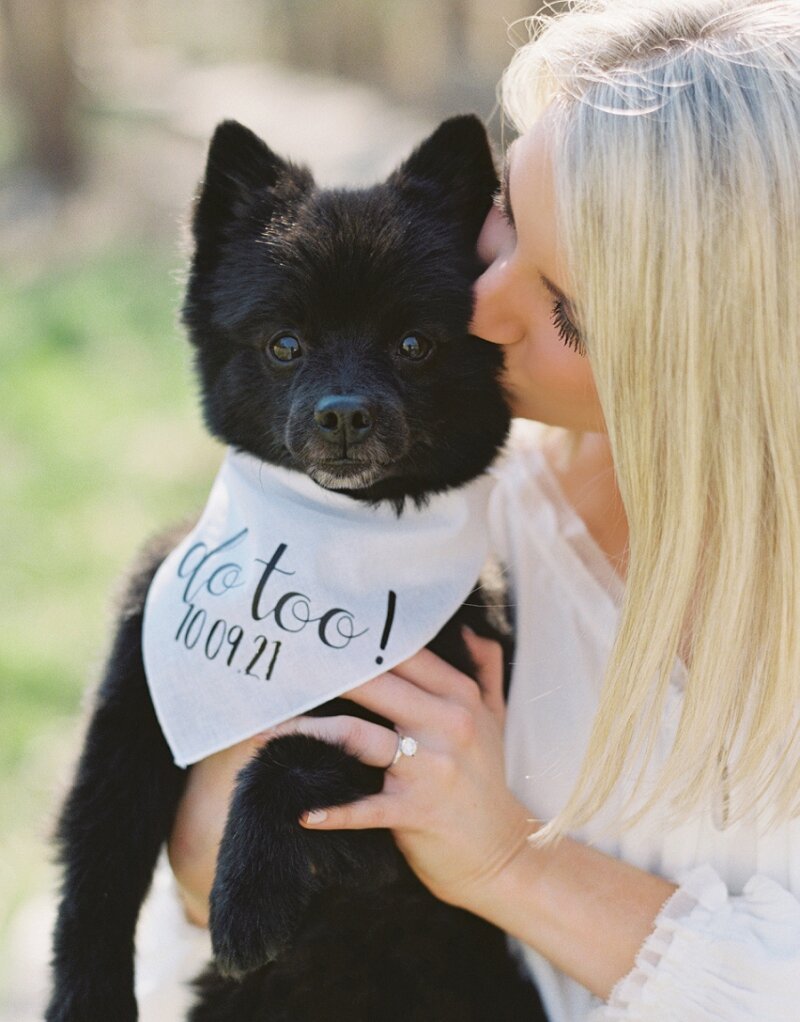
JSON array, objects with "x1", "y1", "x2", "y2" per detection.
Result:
[
  {"x1": 341, "y1": 667, "x2": 468, "y2": 733},
  {"x1": 264, "y1": 714, "x2": 400, "y2": 769},
  {"x1": 387, "y1": 647, "x2": 477, "y2": 699},
  {"x1": 462, "y1": 628, "x2": 506, "y2": 723},
  {"x1": 343, "y1": 637, "x2": 506, "y2": 728},
  {"x1": 266, "y1": 715, "x2": 420, "y2": 828},
  {"x1": 300, "y1": 792, "x2": 400, "y2": 831}
]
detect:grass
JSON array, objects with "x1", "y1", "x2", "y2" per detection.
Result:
[{"x1": 0, "y1": 243, "x2": 219, "y2": 945}]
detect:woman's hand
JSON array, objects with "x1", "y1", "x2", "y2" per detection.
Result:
[
  {"x1": 168, "y1": 629, "x2": 535, "y2": 923},
  {"x1": 279, "y1": 629, "x2": 538, "y2": 912},
  {"x1": 288, "y1": 631, "x2": 678, "y2": 1001}
]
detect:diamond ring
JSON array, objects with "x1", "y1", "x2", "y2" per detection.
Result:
[{"x1": 390, "y1": 734, "x2": 418, "y2": 766}]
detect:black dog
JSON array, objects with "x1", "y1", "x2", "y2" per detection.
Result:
[{"x1": 46, "y1": 116, "x2": 546, "y2": 1021}]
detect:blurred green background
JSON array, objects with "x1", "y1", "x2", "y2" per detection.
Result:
[{"x1": 0, "y1": 1, "x2": 546, "y2": 1016}]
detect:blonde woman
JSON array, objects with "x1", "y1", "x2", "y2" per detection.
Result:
[{"x1": 166, "y1": 1, "x2": 800, "y2": 1018}]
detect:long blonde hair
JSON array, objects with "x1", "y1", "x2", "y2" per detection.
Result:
[{"x1": 503, "y1": 0, "x2": 800, "y2": 835}]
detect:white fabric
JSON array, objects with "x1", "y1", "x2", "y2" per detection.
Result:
[
  {"x1": 135, "y1": 854, "x2": 212, "y2": 1021},
  {"x1": 493, "y1": 420, "x2": 800, "y2": 1022},
  {"x1": 142, "y1": 448, "x2": 492, "y2": 766}
]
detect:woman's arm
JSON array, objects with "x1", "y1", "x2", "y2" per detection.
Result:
[
  {"x1": 168, "y1": 734, "x2": 270, "y2": 927},
  {"x1": 465, "y1": 817, "x2": 676, "y2": 1000}
]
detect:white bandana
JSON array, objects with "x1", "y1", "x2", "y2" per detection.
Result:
[{"x1": 142, "y1": 449, "x2": 493, "y2": 767}]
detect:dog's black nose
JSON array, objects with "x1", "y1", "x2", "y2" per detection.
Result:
[{"x1": 314, "y1": 395, "x2": 374, "y2": 445}]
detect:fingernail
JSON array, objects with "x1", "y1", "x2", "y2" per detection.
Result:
[
  {"x1": 304, "y1": 809, "x2": 328, "y2": 825},
  {"x1": 462, "y1": 625, "x2": 476, "y2": 638}
]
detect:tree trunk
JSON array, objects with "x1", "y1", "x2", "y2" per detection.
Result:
[{"x1": 0, "y1": 0, "x2": 83, "y2": 191}]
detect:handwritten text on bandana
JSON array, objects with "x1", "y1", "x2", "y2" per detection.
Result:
[{"x1": 142, "y1": 450, "x2": 493, "y2": 767}]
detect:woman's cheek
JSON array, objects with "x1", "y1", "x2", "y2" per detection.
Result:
[{"x1": 498, "y1": 318, "x2": 596, "y2": 426}]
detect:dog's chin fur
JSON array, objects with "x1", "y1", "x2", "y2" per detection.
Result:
[{"x1": 307, "y1": 464, "x2": 389, "y2": 491}]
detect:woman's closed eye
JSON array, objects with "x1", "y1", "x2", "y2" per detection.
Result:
[{"x1": 551, "y1": 298, "x2": 586, "y2": 356}]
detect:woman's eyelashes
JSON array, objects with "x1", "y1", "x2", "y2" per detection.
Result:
[
  {"x1": 493, "y1": 188, "x2": 514, "y2": 228},
  {"x1": 551, "y1": 299, "x2": 586, "y2": 356}
]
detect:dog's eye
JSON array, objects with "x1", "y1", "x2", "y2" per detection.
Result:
[
  {"x1": 397, "y1": 334, "x2": 431, "y2": 361},
  {"x1": 267, "y1": 333, "x2": 303, "y2": 364}
]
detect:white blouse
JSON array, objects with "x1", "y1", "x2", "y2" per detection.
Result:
[{"x1": 491, "y1": 421, "x2": 800, "y2": 1022}]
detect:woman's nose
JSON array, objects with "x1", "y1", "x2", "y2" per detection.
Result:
[{"x1": 470, "y1": 206, "x2": 520, "y2": 345}]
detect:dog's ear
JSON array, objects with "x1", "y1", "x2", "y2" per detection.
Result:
[
  {"x1": 390, "y1": 115, "x2": 498, "y2": 238},
  {"x1": 191, "y1": 120, "x2": 313, "y2": 249}
]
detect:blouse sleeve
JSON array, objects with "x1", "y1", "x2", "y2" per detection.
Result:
[{"x1": 592, "y1": 864, "x2": 800, "y2": 1022}]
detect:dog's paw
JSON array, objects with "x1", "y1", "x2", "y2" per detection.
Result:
[
  {"x1": 208, "y1": 732, "x2": 400, "y2": 975},
  {"x1": 209, "y1": 872, "x2": 296, "y2": 977}
]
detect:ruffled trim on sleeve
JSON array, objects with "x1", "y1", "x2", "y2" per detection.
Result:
[{"x1": 592, "y1": 864, "x2": 800, "y2": 1021}]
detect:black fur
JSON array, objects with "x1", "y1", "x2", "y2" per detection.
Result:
[{"x1": 47, "y1": 116, "x2": 547, "y2": 1021}]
